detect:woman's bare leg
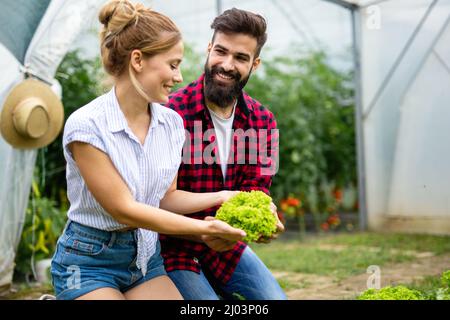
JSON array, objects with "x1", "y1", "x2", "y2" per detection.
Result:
[
  {"x1": 124, "y1": 275, "x2": 183, "y2": 300},
  {"x1": 75, "y1": 287, "x2": 126, "y2": 300}
]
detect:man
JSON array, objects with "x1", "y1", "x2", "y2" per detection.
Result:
[{"x1": 160, "y1": 8, "x2": 286, "y2": 300}]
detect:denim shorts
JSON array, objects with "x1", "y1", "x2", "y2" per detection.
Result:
[{"x1": 51, "y1": 220, "x2": 167, "y2": 300}]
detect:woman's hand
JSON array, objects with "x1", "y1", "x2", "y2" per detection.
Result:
[
  {"x1": 201, "y1": 216, "x2": 240, "y2": 251},
  {"x1": 205, "y1": 216, "x2": 246, "y2": 241}
]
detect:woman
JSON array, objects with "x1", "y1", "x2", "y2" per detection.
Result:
[{"x1": 51, "y1": 0, "x2": 246, "y2": 300}]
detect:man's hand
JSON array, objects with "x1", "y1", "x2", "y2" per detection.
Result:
[
  {"x1": 202, "y1": 216, "x2": 239, "y2": 252},
  {"x1": 201, "y1": 235, "x2": 237, "y2": 252},
  {"x1": 256, "y1": 201, "x2": 285, "y2": 244}
]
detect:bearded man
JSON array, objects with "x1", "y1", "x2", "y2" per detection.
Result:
[{"x1": 160, "y1": 8, "x2": 286, "y2": 300}]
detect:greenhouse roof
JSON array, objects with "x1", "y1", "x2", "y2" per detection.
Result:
[{"x1": 325, "y1": 0, "x2": 388, "y2": 9}]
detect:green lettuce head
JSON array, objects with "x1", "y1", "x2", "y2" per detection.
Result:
[
  {"x1": 216, "y1": 190, "x2": 277, "y2": 242},
  {"x1": 357, "y1": 286, "x2": 422, "y2": 300}
]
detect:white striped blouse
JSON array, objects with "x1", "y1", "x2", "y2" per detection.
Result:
[{"x1": 62, "y1": 87, "x2": 185, "y2": 275}]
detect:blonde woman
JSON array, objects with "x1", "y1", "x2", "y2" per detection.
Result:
[{"x1": 50, "y1": 0, "x2": 245, "y2": 300}]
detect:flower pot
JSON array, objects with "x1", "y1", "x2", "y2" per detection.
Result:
[{"x1": 35, "y1": 258, "x2": 52, "y2": 284}]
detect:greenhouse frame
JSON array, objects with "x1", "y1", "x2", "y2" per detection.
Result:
[{"x1": 1, "y1": 0, "x2": 449, "y2": 291}]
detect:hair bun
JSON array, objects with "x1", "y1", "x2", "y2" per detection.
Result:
[
  {"x1": 99, "y1": 0, "x2": 120, "y2": 27},
  {"x1": 99, "y1": 0, "x2": 138, "y2": 36},
  {"x1": 98, "y1": 0, "x2": 181, "y2": 82}
]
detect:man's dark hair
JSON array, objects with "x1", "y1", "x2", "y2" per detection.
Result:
[{"x1": 211, "y1": 8, "x2": 267, "y2": 58}]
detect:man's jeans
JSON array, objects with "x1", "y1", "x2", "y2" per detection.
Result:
[{"x1": 167, "y1": 246, "x2": 287, "y2": 300}]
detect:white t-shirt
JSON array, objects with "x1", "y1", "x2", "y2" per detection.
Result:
[{"x1": 208, "y1": 102, "x2": 237, "y2": 180}]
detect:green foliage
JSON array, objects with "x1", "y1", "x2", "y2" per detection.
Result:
[
  {"x1": 175, "y1": 43, "x2": 204, "y2": 90},
  {"x1": 245, "y1": 48, "x2": 356, "y2": 213},
  {"x1": 216, "y1": 191, "x2": 277, "y2": 242},
  {"x1": 435, "y1": 288, "x2": 450, "y2": 300},
  {"x1": 15, "y1": 179, "x2": 67, "y2": 278},
  {"x1": 436, "y1": 270, "x2": 450, "y2": 300},
  {"x1": 358, "y1": 286, "x2": 422, "y2": 300},
  {"x1": 441, "y1": 270, "x2": 450, "y2": 287},
  {"x1": 358, "y1": 270, "x2": 450, "y2": 300}
]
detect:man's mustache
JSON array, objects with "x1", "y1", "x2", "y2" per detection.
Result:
[{"x1": 211, "y1": 66, "x2": 241, "y2": 81}]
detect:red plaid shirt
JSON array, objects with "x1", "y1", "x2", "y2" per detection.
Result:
[{"x1": 160, "y1": 74, "x2": 278, "y2": 284}]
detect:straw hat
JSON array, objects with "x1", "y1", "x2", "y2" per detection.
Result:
[{"x1": 0, "y1": 79, "x2": 64, "y2": 149}]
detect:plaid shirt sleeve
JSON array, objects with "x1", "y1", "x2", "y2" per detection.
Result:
[{"x1": 239, "y1": 109, "x2": 278, "y2": 195}]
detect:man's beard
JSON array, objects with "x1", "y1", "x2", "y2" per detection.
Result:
[{"x1": 204, "y1": 62, "x2": 251, "y2": 109}]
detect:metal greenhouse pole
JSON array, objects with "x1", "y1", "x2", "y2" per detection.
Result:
[
  {"x1": 350, "y1": 7, "x2": 368, "y2": 231},
  {"x1": 323, "y1": 0, "x2": 367, "y2": 230}
]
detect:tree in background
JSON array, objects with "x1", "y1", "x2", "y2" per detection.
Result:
[{"x1": 244, "y1": 48, "x2": 356, "y2": 231}]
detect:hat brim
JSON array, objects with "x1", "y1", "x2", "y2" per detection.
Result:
[{"x1": 0, "y1": 79, "x2": 64, "y2": 149}]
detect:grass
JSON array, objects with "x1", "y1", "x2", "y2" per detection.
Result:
[
  {"x1": 252, "y1": 242, "x2": 414, "y2": 280},
  {"x1": 406, "y1": 275, "x2": 443, "y2": 292},
  {"x1": 313, "y1": 232, "x2": 450, "y2": 254},
  {"x1": 0, "y1": 282, "x2": 53, "y2": 300},
  {"x1": 405, "y1": 274, "x2": 448, "y2": 299},
  {"x1": 277, "y1": 276, "x2": 312, "y2": 290},
  {"x1": 251, "y1": 232, "x2": 450, "y2": 280}
]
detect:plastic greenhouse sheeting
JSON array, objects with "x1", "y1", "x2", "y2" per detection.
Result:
[
  {"x1": 0, "y1": 45, "x2": 31, "y2": 289},
  {"x1": 0, "y1": 0, "x2": 51, "y2": 64},
  {"x1": 356, "y1": 0, "x2": 450, "y2": 228},
  {"x1": 387, "y1": 5, "x2": 450, "y2": 218},
  {"x1": 0, "y1": 0, "x2": 104, "y2": 289},
  {"x1": 329, "y1": 0, "x2": 450, "y2": 233}
]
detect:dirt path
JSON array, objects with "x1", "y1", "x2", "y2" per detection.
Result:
[{"x1": 275, "y1": 252, "x2": 450, "y2": 300}]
